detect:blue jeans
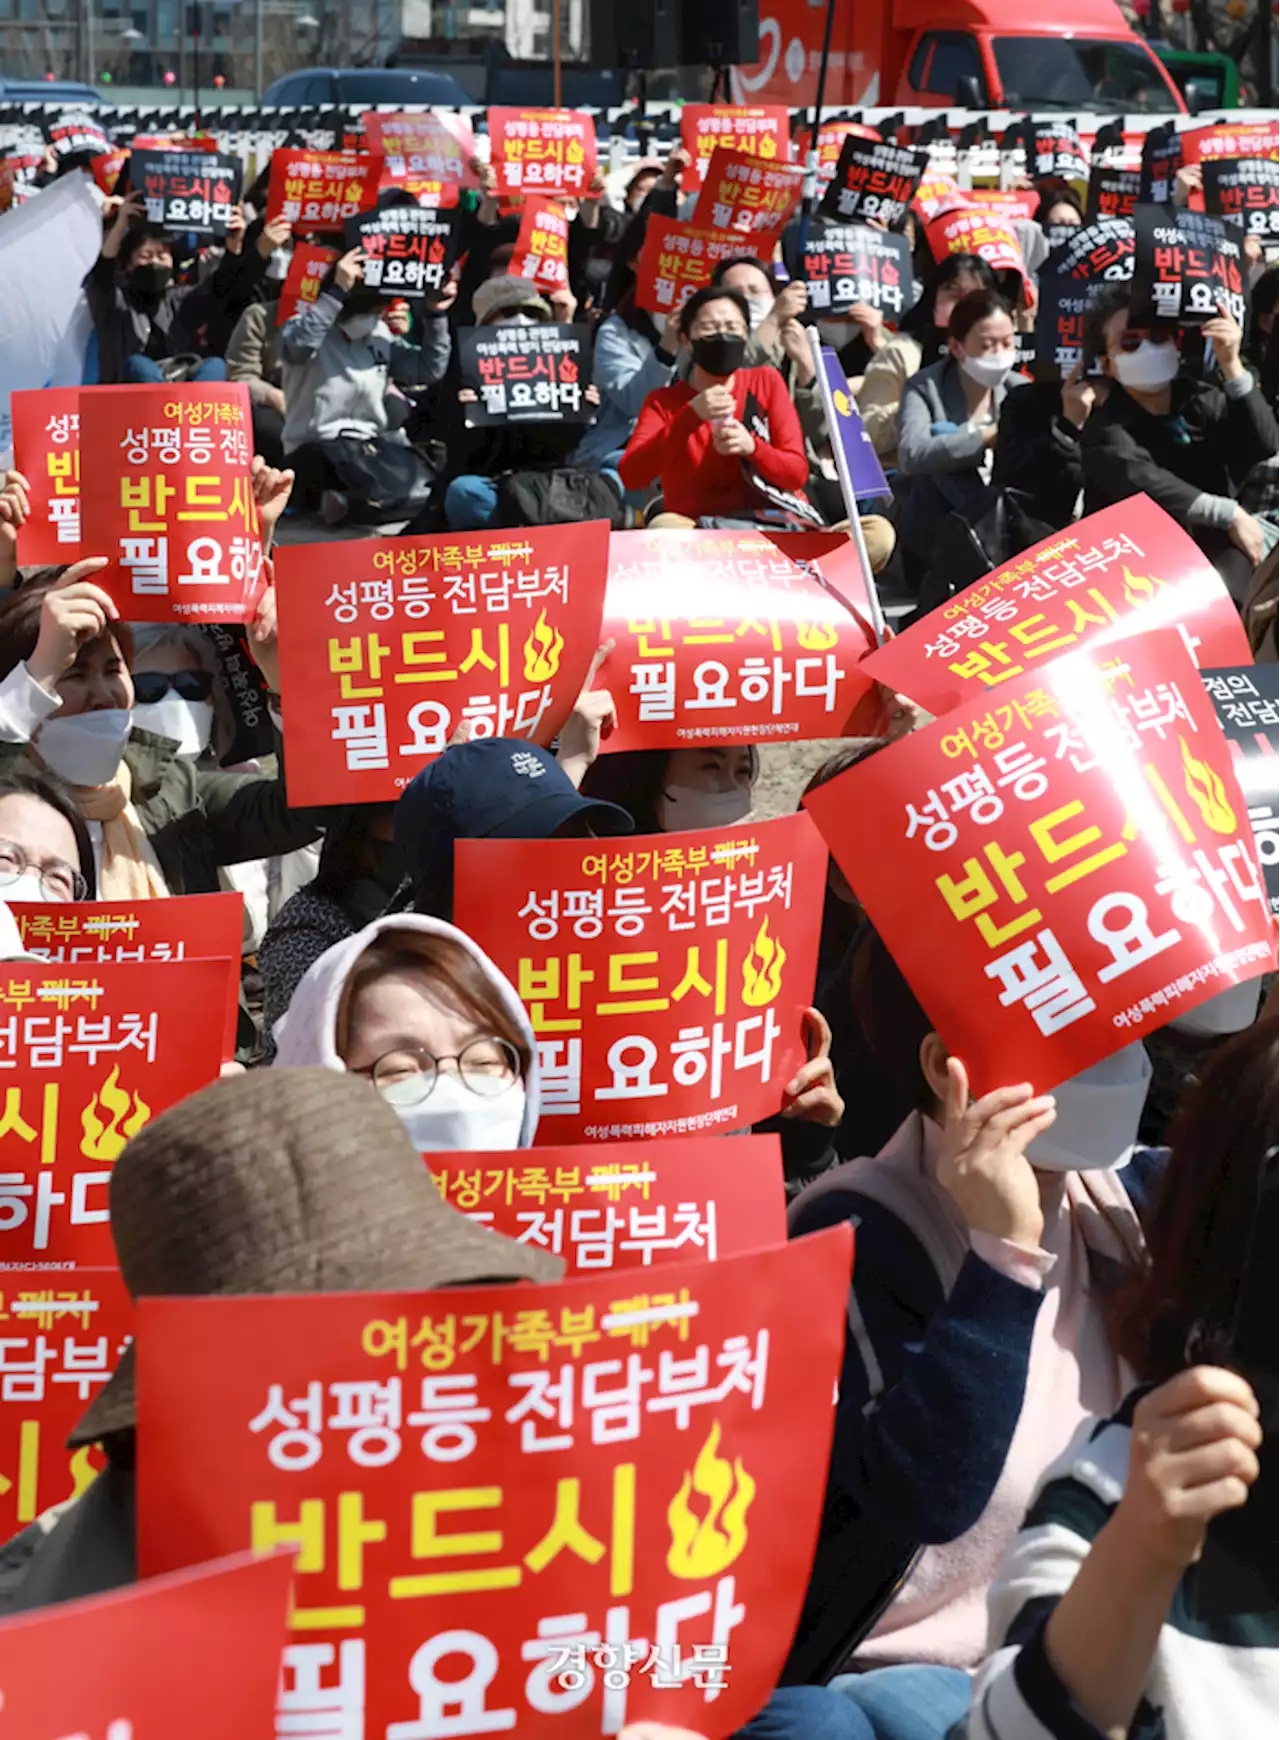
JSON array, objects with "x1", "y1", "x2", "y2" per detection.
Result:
[
  {"x1": 735, "y1": 1685, "x2": 872, "y2": 1739},
  {"x1": 124, "y1": 355, "x2": 228, "y2": 383},
  {"x1": 829, "y1": 1665, "x2": 972, "y2": 1740},
  {"x1": 445, "y1": 473, "x2": 499, "y2": 530}
]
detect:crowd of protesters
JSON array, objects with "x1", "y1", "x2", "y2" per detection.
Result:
[{"x1": 0, "y1": 107, "x2": 1274, "y2": 1740}]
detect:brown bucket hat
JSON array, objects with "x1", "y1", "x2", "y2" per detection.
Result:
[{"x1": 71, "y1": 1067, "x2": 562, "y2": 1447}]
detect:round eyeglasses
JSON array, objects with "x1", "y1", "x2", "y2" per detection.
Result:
[
  {"x1": 0, "y1": 838, "x2": 86, "y2": 903},
  {"x1": 361, "y1": 1036, "x2": 521, "y2": 1107}
]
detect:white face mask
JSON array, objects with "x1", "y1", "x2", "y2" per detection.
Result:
[
  {"x1": 133, "y1": 696, "x2": 213, "y2": 760},
  {"x1": 387, "y1": 1072, "x2": 528, "y2": 1154},
  {"x1": 35, "y1": 708, "x2": 132, "y2": 788},
  {"x1": 1167, "y1": 978, "x2": 1263, "y2": 1038},
  {"x1": 495, "y1": 311, "x2": 539, "y2": 327},
  {"x1": 1, "y1": 872, "x2": 55, "y2": 905},
  {"x1": 1026, "y1": 1042, "x2": 1152, "y2": 1173},
  {"x1": 959, "y1": 350, "x2": 1016, "y2": 390},
  {"x1": 657, "y1": 784, "x2": 754, "y2": 833},
  {"x1": 341, "y1": 312, "x2": 381, "y2": 341},
  {"x1": 1112, "y1": 339, "x2": 1180, "y2": 392},
  {"x1": 818, "y1": 320, "x2": 853, "y2": 349},
  {"x1": 744, "y1": 294, "x2": 773, "y2": 332}
]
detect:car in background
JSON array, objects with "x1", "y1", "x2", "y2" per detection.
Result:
[
  {"x1": 0, "y1": 78, "x2": 108, "y2": 108},
  {"x1": 261, "y1": 66, "x2": 474, "y2": 108}
]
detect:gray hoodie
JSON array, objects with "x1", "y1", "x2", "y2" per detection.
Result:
[
  {"x1": 279, "y1": 291, "x2": 451, "y2": 453},
  {"x1": 271, "y1": 912, "x2": 542, "y2": 1146}
]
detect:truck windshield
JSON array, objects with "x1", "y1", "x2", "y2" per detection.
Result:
[{"x1": 993, "y1": 36, "x2": 1179, "y2": 113}]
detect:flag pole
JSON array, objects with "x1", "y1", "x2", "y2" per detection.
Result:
[{"x1": 809, "y1": 325, "x2": 888, "y2": 646}]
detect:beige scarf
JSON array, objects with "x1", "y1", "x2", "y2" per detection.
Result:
[{"x1": 73, "y1": 764, "x2": 169, "y2": 900}]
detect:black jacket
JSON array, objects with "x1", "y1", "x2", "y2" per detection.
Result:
[
  {"x1": 994, "y1": 379, "x2": 1086, "y2": 531},
  {"x1": 83, "y1": 246, "x2": 267, "y2": 384}
]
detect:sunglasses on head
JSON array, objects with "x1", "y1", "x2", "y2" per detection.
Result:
[
  {"x1": 133, "y1": 669, "x2": 215, "y2": 706},
  {"x1": 1117, "y1": 322, "x2": 1179, "y2": 353}
]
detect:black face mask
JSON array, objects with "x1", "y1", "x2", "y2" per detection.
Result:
[
  {"x1": 130, "y1": 261, "x2": 173, "y2": 297},
  {"x1": 689, "y1": 333, "x2": 747, "y2": 377}
]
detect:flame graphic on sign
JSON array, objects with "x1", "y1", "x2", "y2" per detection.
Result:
[
  {"x1": 741, "y1": 917, "x2": 786, "y2": 1006},
  {"x1": 666, "y1": 1422, "x2": 756, "y2": 1580},
  {"x1": 758, "y1": 134, "x2": 778, "y2": 159},
  {"x1": 1180, "y1": 736, "x2": 1237, "y2": 834},
  {"x1": 80, "y1": 1065, "x2": 151, "y2": 1161},
  {"x1": 523, "y1": 609, "x2": 564, "y2": 683},
  {"x1": 796, "y1": 620, "x2": 839, "y2": 651},
  {"x1": 1119, "y1": 566, "x2": 1164, "y2": 607}
]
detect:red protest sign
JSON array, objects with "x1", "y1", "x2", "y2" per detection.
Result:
[
  {"x1": 975, "y1": 188, "x2": 1041, "y2": 222},
  {"x1": 10, "y1": 891, "x2": 244, "y2": 1062},
  {"x1": 454, "y1": 813, "x2": 827, "y2": 1144},
  {"x1": 809, "y1": 120, "x2": 882, "y2": 183},
  {"x1": 429, "y1": 1134, "x2": 786, "y2": 1273},
  {"x1": 91, "y1": 145, "x2": 129, "y2": 194},
  {"x1": 265, "y1": 147, "x2": 383, "y2": 231},
  {"x1": 818, "y1": 135, "x2": 928, "y2": 230},
  {"x1": 926, "y1": 207, "x2": 1029, "y2": 299},
  {"x1": 489, "y1": 107, "x2": 597, "y2": 198},
  {"x1": 0, "y1": 151, "x2": 45, "y2": 209},
  {"x1": 635, "y1": 219, "x2": 746, "y2": 318},
  {"x1": 599, "y1": 528, "x2": 878, "y2": 752},
  {"x1": 277, "y1": 239, "x2": 339, "y2": 326},
  {"x1": 680, "y1": 104, "x2": 791, "y2": 190},
  {"x1": 911, "y1": 174, "x2": 970, "y2": 222},
  {"x1": 77, "y1": 382, "x2": 264, "y2": 622},
  {"x1": 273, "y1": 522, "x2": 611, "y2": 806},
  {"x1": 363, "y1": 109, "x2": 477, "y2": 198},
  {"x1": 1182, "y1": 119, "x2": 1280, "y2": 164},
  {"x1": 861, "y1": 497, "x2": 1252, "y2": 717},
  {"x1": 0, "y1": 1266, "x2": 132, "y2": 1539},
  {"x1": 511, "y1": 194, "x2": 571, "y2": 293},
  {"x1": 692, "y1": 145, "x2": 805, "y2": 248},
  {"x1": 10, "y1": 385, "x2": 84, "y2": 564},
  {"x1": 0, "y1": 1549, "x2": 292, "y2": 1737},
  {"x1": 806, "y1": 631, "x2": 1275, "y2": 1095},
  {"x1": 0, "y1": 958, "x2": 231, "y2": 1266},
  {"x1": 136, "y1": 1226, "x2": 853, "y2": 1737}
]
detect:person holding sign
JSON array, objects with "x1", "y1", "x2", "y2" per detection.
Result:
[
  {"x1": 273, "y1": 912, "x2": 543, "y2": 1153},
  {"x1": 785, "y1": 928, "x2": 1163, "y2": 1731},
  {"x1": 970, "y1": 1007, "x2": 1276, "y2": 1740},
  {"x1": 1081, "y1": 285, "x2": 1278, "y2": 603},
  {"x1": 618, "y1": 286, "x2": 810, "y2": 528},
  {"x1": 897, "y1": 289, "x2": 1025, "y2": 571},
  {"x1": 0, "y1": 565, "x2": 318, "y2": 899}
]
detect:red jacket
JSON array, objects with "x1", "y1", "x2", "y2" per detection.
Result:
[{"x1": 618, "y1": 364, "x2": 810, "y2": 520}]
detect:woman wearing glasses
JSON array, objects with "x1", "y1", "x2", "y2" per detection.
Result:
[
  {"x1": 0, "y1": 563, "x2": 318, "y2": 901},
  {"x1": 272, "y1": 913, "x2": 539, "y2": 1151},
  {"x1": 0, "y1": 767, "x2": 95, "y2": 902}
]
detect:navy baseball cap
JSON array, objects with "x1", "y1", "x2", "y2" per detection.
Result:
[{"x1": 394, "y1": 739, "x2": 633, "y2": 903}]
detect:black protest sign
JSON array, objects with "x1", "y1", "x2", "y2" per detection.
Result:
[
  {"x1": 200, "y1": 624, "x2": 276, "y2": 766},
  {"x1": 458, "y1": 323, "x2": 594, "y2": 425},
  {"x1": 1086, "y1": 164, "x2": 1141, "y2": 223},
  {"x1": 1202, "y1": 664, "x2": 1279, "y2": 915},
  {"x1": 1138, "y1": 123, "x2": 1182, "y2": 206},
  {"x1": 1203, "y1": 158, "x2": 1280, "y2": 245},
  {"x1": 819, "y1": 136, "x2": 928, "y2": 230},
  {"x1": 134, "y1": 149, "x2": 243, "y2": 236},
  {"x1": 1132, "y1": 205, "x2": 1246, "y2": 328},
  {"x1": 1035, "y1": 220, "x2": 1133, "y2": 376},
  {"x1": 1026, "y1": 122, "x2": 1090, "y2": 185},
  {"x1": 344, "y1": 203, "x2": 458, "y2": 300},
  {"x1": 45, "y1": 111, "x2": 110, "y2": 161},
  {"x1": 800, "y1": 223, "x2": 912, "y2": 318}
]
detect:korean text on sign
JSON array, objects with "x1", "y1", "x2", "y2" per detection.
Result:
[
  {"x1": 635, "y1": 221, "x2": 750, "y2": 317},
  {"x1": 819, "y1": 136, "x2": 928, "y2": 230},
  {"x1": 861, "y1": 495, "x2": 1252, "y2": 717},
  {"x1": 347, "y1": 203, "x2": 456, "y2": 299},
  {"x1": 458, "y1": 323, "x2": 591, "y2": 426},
  {"x1": 136, "y1": 1226, "x2": 853, "y2": 1738},
  {"x1": 363, "y1": 110, "x2": 477, "y2": 192},
  {"x1": 276, "y1": 241, "x2": 339, "y2": 327},
  {"x1": 801, "y1": 222, "x2": 912, "y2": 317},
  {"x1": 265, "y1": 148, "x2": 382, "y2": 231},
  {"x1": 0, "y1": 1550, "x2": 293, "y2": 1739},
  {"x1": 430, "y1": 1135, "x2": 786, "y2": 1274},
  {"x1": 0, "y1": 1266, "x2": 132, "y2": 1539},
  {"x1": 0, "y1": 958, "x2": 231, "y2": 1266},
  {"x1": 679, "y1": 105, "x2": 791, "y2": 188},
  {"x1": 273, "y1": 521, "x2": 611, "y2": 805},
  {"x1": 11, "y1": 890, "x2": 244, "y2": 1060},
  {"x1": 9, "y1": 386, "x2": 84, "y2": 564},
  {"x1": 511, "y1": 195, "x2": 571, "y2": 292},
  {"x1": 600, "y1": 529, "x2": 878, "y2": 752},
  {"x1": 454, "y1": 812, "x2": 827, "y2": 1144},
  {"x1": 692, "y1": 146, "x2": 804, "y2": 246},
  {"x1": 807, "y1": 631, "x2": 1275, "y2": 1096},
  {"x1": 134, "y1": 148, "x2": 243, "y2": 236},
  {"x1": 1132, "y1": 204, "x2": 1246, "y2": 328},
  {"x1": 77, "y1": 382, "x2": 265, "y2": 622},
  {"x1": 926, "y1": 208, "x2": 1029, "y2": 298},
  {"x1": 489, "y1": 107, "x2": 597, "y2": 197},
  {"x1": 1202, "y1": 663, "x2": 1280, "y2": 916}
]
